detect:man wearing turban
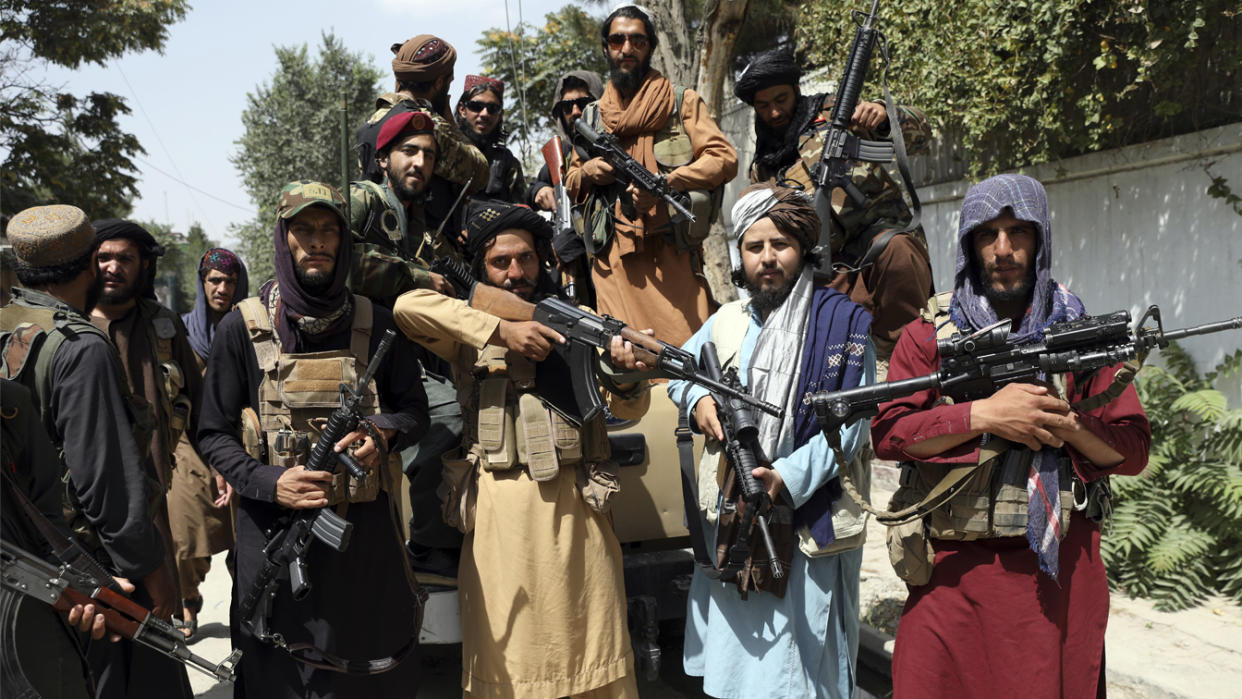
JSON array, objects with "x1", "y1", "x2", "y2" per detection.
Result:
[{"x1": 669, "y1": 184, "x2": 875, "y2": 698}]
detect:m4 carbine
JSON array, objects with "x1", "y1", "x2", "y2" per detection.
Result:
[
  {"x1": 239, "y1": 329, "x2": 397, "y2": 642},
  {"x1": 803, "y1": 306, "x2": 1242, "y2": 436},
  {"x1": 0, "y1": 539, "x2": 242, "y2": 682},
  {"x1": 572, "y1": 119, "x2": 697, "y2": 223}
]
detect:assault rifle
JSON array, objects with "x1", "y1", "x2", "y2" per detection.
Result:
[
  {"x1": 0, "y1": 539, "x2": 242, "y2": 682},
  {"x1": 542, "y1": 136, "x2": 575, "y2": 241},
  {"x1": 804, "y1": 306, "x2": 1242, "y2": 436},
  {"x1": 699, "y1": 342, "x2": 784, "y2": 581},
  {"x1": 572, "y1": 119, "x2": 696, "y2": 223},
  {"x1": 429, "y1": 257, "x2": 782, "y2": 424},
  {"x1": 239, "y1": 329, "x2": 397, "y2": 640}
]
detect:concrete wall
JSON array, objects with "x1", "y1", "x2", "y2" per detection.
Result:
[{"x1": 716, "y1": 91, "x2": 1242, "y2": 401}]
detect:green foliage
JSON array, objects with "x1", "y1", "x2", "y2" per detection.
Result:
[
  {"x1": 141, "y1": 221, "x2": 217, "y2": 313},
  {"x1": 475, "y1": 5, "x2": 609, "y2": 162},
  {"x1": 0, "y1": 0, "x2": 189, "y2": 219},
  {"x1": 796, "y1": 0, "x2": 1242, "y2": 176},
  {"x1": 230, "y1": 33, "x2": 382, "y2": 286},
  {"x1": 1102, "y1": 345, "x2": 1242, "y2": 611}
]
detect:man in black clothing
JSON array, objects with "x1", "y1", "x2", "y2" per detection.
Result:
[
  {"x1": 456, "y1": 74, "x2": 525, "y2": 204},
  {"x1": 198, "y1": 181, "x2": 428, "y2": 697}
]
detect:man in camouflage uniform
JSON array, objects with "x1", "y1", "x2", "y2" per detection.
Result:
[
  {"x1": 1, "y1": 206, "x2": 191, "y2": 698},
  {"x1": 358, "y1": 34, "x2": 489, "y2": 233},
  {"x1": 735, "y1": 49, "x2": 935, "y2": 374}
]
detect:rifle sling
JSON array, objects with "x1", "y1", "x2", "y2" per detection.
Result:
[{"x1": 675, "y1": 415, "x2": 724, "y2": 581}]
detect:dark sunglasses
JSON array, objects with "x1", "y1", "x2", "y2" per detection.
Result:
[
  {"x1": 464, "y1": 100, "x2": 501, "y2": 114},
  {"x1": 607, "y1": 32, "x2": 649, "y2": 50},
  {"x1": 557, "y1": 96, "x2": 593, "y2": 116}
]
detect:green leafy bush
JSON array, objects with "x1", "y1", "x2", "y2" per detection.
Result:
[{"x1": 1102, "y1": 344, "x2": 1242, "y2": 611}]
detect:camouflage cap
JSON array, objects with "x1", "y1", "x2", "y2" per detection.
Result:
[
  {"x1": 277, "y1": 181, "x2": 347, "y2": 221},
  {"x1": 4, "y1": 205, "x2": 96, "y2": 268}
]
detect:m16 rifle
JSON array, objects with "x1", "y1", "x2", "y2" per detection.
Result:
[
  {"x1": 699, "y1": 342, "x2": 785, "y2": 584},
  {"x1": 239, "y1": 329, "x2": 397, "y2": 642},
  {"x1": 0, "y1": 539, "x2": 242, "y2": 682},
  {"x1": 572, "y1": 119, "x2": 697, "y2": 224}
]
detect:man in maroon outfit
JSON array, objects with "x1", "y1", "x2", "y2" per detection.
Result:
[{"x1": 871, "y1": 174, "x2": 1150, "y2": 698}]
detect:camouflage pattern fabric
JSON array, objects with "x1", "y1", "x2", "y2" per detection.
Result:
[
  {"x1": 750, "y1": 96, "x2": 933, "y2": 262},
  {"x1": 368, "y1": 95, "x2": 489, "y2": 190},
  {"x1": 277, "y1": 180, "x2": 347, "y2": 220}
]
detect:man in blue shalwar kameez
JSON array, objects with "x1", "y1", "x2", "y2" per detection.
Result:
[{"x1": 670, "y1": 183, "x2": 875, "y2": 699}]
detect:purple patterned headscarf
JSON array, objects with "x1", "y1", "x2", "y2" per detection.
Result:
[
  {"x1": 949, "y1": 174, "x2": 1085, "y2": 342},
  {"x1": 182, "y1": 248, "x2": 249, "y2": 360}
]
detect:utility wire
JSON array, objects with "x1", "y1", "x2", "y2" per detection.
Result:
[
  {"x1": 133, "y1": 155, "x2": 252, "y2": 213},
  {"x1": 503, "y1": 0, "x2": 533, "y2": 161}
]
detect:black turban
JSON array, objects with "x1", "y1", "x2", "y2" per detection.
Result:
[
  {"x1": 734, "y1": 49, "x2": 802, "y2": 105},
  {"x1": 464, "y1": 200, "x2": 553, "y2": 261},
  {"x1": 93, "y1": 218, "x2": 164, "y2": 299}
]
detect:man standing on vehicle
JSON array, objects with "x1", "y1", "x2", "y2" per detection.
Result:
[
  {"x1": 670, "y1": 184, "x2": 874, "y2": 698},
  {"x1": 456, "y1": 75, "x2": 526, "y2": 203},
  {"x1": 393, "y1": 200, "x2": 648, "y2": 698},
  {"x1": 871, "y1": 174, "x2": 1151, "y2": 696},
  {"x1": 565, "y1": 3, "x2": 737, "y2": 346}
]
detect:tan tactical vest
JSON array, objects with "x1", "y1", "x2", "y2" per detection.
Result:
[
  {"x1": 699, "y1": 299, "x2": 871, "y2": 557},
  {"x1": 889, "y1": 292, "x2": 1073, "y2": 542},
  {"x1": 469, "y1": 345, "x2": 609, "y2": 480},
  {"x1": 235, "y1": 295, "x2": 401, "y2": 506},
  {"x1": 138, "y1": 299, "x2": 192, "y2": 475}
]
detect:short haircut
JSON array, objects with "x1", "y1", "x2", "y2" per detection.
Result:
[
  {"x1": 560, "y1": 75, "x2": 590, "y2": 97},
  {"x1": 398, "y1": 78, "x2": 439, "y2": 96},
  {"x1": 13, "y1": 248, "x2": 94, "y2": 288},
  {"x1": 601, "y1": 6, "x2": 659, "y2": 52}
]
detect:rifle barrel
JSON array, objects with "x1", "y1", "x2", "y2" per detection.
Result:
[{"x1": 1154, "y1": 317, "x2": 1242, "y2": 346}]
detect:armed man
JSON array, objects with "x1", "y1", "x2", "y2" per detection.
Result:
[
  {"x1": 456, "y1": 75, "x2": 526, "y2": 203},
  {"x1": 359, "y1": 34, "x2": 489, "y2": 232},
  {"x1": 1, "y1": 206, "x2": 190, "y2": 697},
  {"x1": 735, "y1": 49, "x2": 933, "y2": 377},
  {"x1": 528, "y1": 70, "x2": 606, "y2": 308},
  {"x1": 168, "y1": 248, "x2": 248, "y2": 638},
  {"x1": 670, "y1": 184, "x2": 874, "y2": 698},
  {"x1": 393, "y1": 200, "x2": 649, "y2": 697},
  {"x1": 198, "y1": 182, "x2": 428, "y2": 696},
  {"x1": 871, "y1": 174, "x2": 1151, "y2": 696},
  {"x1": 565, "y1": 3, "x2": 738, "y2": 346}
]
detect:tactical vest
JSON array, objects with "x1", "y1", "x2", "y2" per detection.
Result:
[
  {"x1": 235, "y1": 295, "x2": 401, "y2": 506},
  {"x1": 888, "y1": 291, "x2": 1074, "y2": 543},
  {"x1": 469, "y1": 345, "x2": 609, "y2": 480},
  {"x1": 698, "y1": 299, "x2": 871, "y2": 557},
  {"x1": 139, "y1": 299, "x2": 192, "y2": 473},
  {"x1": 0, "y1": 290, "x2": 155, "y2": 554},
  {"x1": 351, "y1": 179, "x2": 451, "y2": 268}
]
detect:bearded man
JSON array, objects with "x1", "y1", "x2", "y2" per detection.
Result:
[
  {"x1": 198, "y1": 182, "x2": 428, "y2": 697},
  {"x1": 669, "y1": 184, "x2": 874, "y2": 699},
  {"x1": 565, "y1": 3, "x2": 738, "y2": 346},
  {"x1": 871, "y1": 174, "x2": 1151, "y2": 696},
  {"x1": 168, "y1": 248, "x2": 248, "y2": 637},
  {"x1": 393, "y1": 201, "x2": 649, "y2": 698},
  {"x1": 456, "y1": 75, "x2": 525, "y2": 203},
  {"x1": 735, "y1": 49, "x2": 933, "y2": 376}
]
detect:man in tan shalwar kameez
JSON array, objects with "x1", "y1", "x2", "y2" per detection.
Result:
[
  {"x1": 565, "y1": 4, "x2": 737, "y2": 347},
  {"x1": 393, "y1": 201, "x2": 648, "y2": 698}
]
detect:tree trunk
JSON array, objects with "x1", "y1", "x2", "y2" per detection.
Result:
[
  {"x1": 695, "y1": 0, "x2": 751, "y2": 119},
  {"x1": 646, "y1": 0, "x2": 698, "y2": 88}
]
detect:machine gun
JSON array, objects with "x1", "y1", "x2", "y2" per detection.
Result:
[
  {"x1": 804, "y1": 306, "x2": 1242, "y2": 437},
  {"x1": 699, "y1": 342, "x2": 785, "y2": 584},
  {"x1": 239, "y1": 329, "x2": 397, "y2": 640},
  {"x1": 0, "y1": 539, "x2": 241, "y2": 682},
  {"x1": 542, "y1": 136, "x2": 575, "y2": 241},
  {"x1": 572, "y1": 119, "x2": 696, "y2": 224}
]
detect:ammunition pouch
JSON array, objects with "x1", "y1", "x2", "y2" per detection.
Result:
[{"x1": 439, "y1": 445, "x2": 482, "y2": 534}]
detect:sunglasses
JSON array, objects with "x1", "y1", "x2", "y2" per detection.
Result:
[
  {"x1": 607, "y1": 32, "x2": 649, "y2": 50},
  {"x1": 464, "y1": 100, "x2": 501, "y2": 115},
  {"x1": 557, "y1": 96, "x2": 593, "y2": 116}
]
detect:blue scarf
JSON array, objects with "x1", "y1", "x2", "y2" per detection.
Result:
[{"x1": 791, "y1": 286, "x2": 872, "y2": 547}]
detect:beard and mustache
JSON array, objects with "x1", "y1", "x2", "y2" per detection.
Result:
[
  {"x1": 978, "y1": 260, "x2": 1035, "y2": 306},
  {"x1": 609, "y1": 53, "x2": 651, "y2": 93},
  {"x1": 294, "y1": 258, "x2": 335, "y2": 295},
  {"x1": 737, "y1": 261, "x2": 804, "y2": 317}
]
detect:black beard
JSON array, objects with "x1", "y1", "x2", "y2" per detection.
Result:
[
  {"x1": 753, "y1": 93, "x2": 822, "y2": 175},
  {"x1": 979, "y1": 266, "x2": 1035, "y2": 306},
  {"x1": 386, "y1": 162, "x2": 424, "y2": 203},
  {"x1": 431, "y1": 86, "x2": 450, "y2": 115},
  {"x1": 741, "y1": 266, "x2": 800, "y2": 317},
  {"x1": 294, "y1": 263, "x2": 334, "y2": 295},
  {"x1": 609, "y1": 56, "x2": 650, "y2": 94},
  {"x1": 98, "y1": 279, "x2": 139, "y2": 307}
]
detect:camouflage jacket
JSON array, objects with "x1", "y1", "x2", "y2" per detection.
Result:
[
  {"x1": 349, "y1": 179, "x2": 454, "y2": 307},
  {"x1": 368, "y1": 93, "x2": 490, "y2": 190},
  {"x1": 749, "y1": 95, "x2": 933, "y2": 262}
]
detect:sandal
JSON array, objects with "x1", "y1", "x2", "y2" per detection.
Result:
[{"x1": 177, "y1": 596, "x2": 203, "y2": 640}]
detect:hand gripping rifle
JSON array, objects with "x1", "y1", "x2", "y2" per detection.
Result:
[
  {"x1": 801, "y1": 307, "x2": 1242, "y2": 523},
  {"x1": 572, "y1": 119, "x2": 697, "y2": 224},
  {"x1": 699, "y1": 342, "x2": 784, "y2": 581},
  {"x1": 239, "y1": 329, "x2": 398, "y2": 642},
  {"x1": 1, "y1": 539, "x2": 242, "y2": 682},
  {"x1": 542, "y1": 136, "x2": 575, "y2": 241}
]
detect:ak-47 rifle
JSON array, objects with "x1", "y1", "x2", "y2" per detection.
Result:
[
  {"x1": 699, "y1": 342, "x2": 785, "y2": 583},
  {"x1": 427, "y1": 259, "x2": 782, "y2": 425},
  {"x1": 0, "y1": 539, "x2": 241, "y2": 682},
  {"x1": 809, "y1": 0, "x2": 922, "y2": 273},
  {"x1": 239, "y1": 329, "x2": 397, "y2": 641},
  {"x1": 572, "y1": 119, "x2": 696, "y2": 223},
  {"x1": 542, "y1": 136, "x2": 575, "y2": 241}
]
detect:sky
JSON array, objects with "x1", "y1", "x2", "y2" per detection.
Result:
[{"x1": 35, "y1": 0, "x2": 573, "y2": 247}]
